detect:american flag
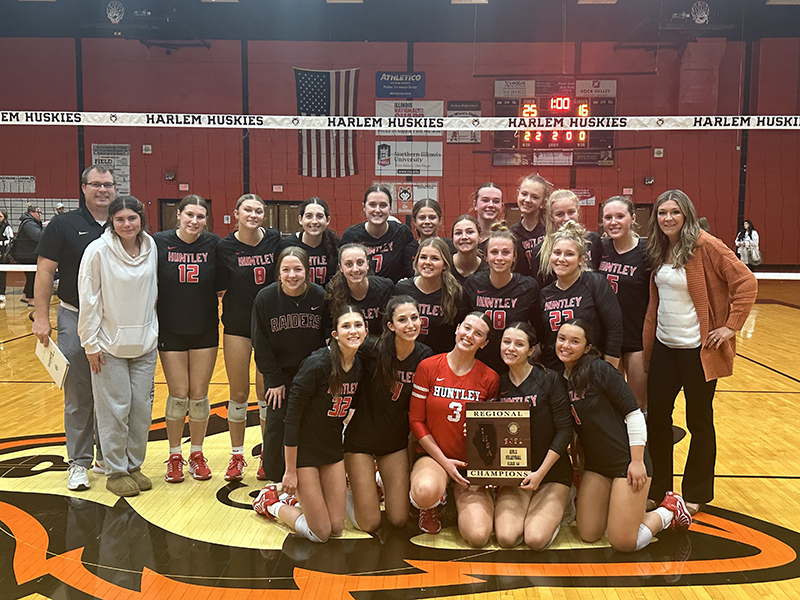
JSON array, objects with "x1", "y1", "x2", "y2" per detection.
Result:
[{"x1": 294, "y1": 67, "x2": 360, "y2": 178}]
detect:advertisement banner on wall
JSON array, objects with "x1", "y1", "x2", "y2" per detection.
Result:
[
  {"x1": 0, "y1": 176, "x2": 35, "y2": 194},
  {"x1": 376, "y1": 101, "x2": 443, "y2": 136},
  {"x1": 375, "y1": 141, "x2": 443, "y2": 177},
  {"x1": 446, "y1": 101, "x2": 481, "y2": 144},
  {"x1": 372, "y1": 181, "x2": 439, "y2": 215},
  {"x1": 91, "y1": 144, "x2": 131, "y2": 194},
  {"x1": 376, "y1": 71, "x2": 426, "y2": 98},
  {"x1": 573, "y1": 188, "x2": 596, "y2": 206}
]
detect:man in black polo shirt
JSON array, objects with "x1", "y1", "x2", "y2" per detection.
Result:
[{"x1": 32, "y1": 165, "x2": 115, "y2": 491}]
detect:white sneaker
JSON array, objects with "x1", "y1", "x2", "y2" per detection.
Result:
[
  {"x1": 0, "y1": 295, "x2": 5, "y2": 303},
  {"x1": 92, "y1": 460, "x2": 106, "y2": 474},
  {"x1": 67, "y1": 464, "x2": 90, "y2": 491}
]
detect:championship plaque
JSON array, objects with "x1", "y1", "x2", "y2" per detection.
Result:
[{"x1": 465, "y1": 402, "x2": 531, "y2": 486}]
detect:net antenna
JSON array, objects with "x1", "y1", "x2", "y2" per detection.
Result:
[{"x1": 691, "y1": 1, "x2": 710, "y2": 25}]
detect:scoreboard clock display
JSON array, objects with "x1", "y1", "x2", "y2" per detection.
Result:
[{"x1": 493, "y1": 79, "x2": 617, "y2": 166}]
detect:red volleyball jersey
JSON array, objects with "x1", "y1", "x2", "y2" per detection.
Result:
[{"x1": 409, "y1": 353, "x2": 499, "y2": 461}]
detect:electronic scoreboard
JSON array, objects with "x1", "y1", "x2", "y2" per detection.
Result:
[{"x1": 493, "y1": 79, "x2": 617, "y2": 166}]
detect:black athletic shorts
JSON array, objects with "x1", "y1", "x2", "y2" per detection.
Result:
[
  {"x1": 585, "y1": 452, "x2": 653, "y2": 480},
  {"x1": 158, "y1": 328, "x2": 219, "y2": 352}
]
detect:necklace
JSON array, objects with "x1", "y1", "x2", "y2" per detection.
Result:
[{"x1": 282, "y1": 283, "x2": 309, "y2": 307}]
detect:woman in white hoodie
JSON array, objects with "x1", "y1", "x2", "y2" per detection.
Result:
[{"x1": 78, "y1": 195, "x2": 158, "y2": 498}]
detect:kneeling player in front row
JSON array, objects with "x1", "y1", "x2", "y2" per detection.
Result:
[
  {"x1": 408, "y1": 312, "x2": 500, "y2": 546},
  {"x1": 556, "y1": 319, "x2": 691, "y2": 553},
  {"x1": 253, "y1": 306, "x2": 367, "y2": 543},
  {"x1": 495, "y1": 323, "x2": 573, "y2": 550},
  {"x1": 344, "y1": 296, "x2": 433, "y2": 532}
]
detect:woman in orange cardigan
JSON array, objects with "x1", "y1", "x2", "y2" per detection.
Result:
[{"x1": 643, "y1": 190, "x2": 757, "y2": 516}]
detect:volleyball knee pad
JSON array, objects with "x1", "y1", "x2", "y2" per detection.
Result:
[
  {"x1": 188, "y1": 396, "x2": 210, "y2": 422},
  {"x1": 227, "y1": 400, "x2": 248, "y2": 423},
  {"x1": 258, "y1": 399, "x2": 268, "y2": 421},
  {"x1": 294, "y1": 514, "x2": 324, "y2": 543},
  {"x1": 165, "y1": 396, "x2": 188, "y2": 421}
]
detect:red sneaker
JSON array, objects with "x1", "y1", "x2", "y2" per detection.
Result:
[
  {"x1": 660, "y1": 491, "x2": 692, "y2": 531},
  {"x1": 256, "y1": 454, "x2": 267, "y2": 481},
  {"x1": 418, "y1": 507, "x2": 441, "y2": 535},
  {"x1": 224, "y1": 454, "x2": 247, "y2": 481},
  {"x1": 164, "y1": 454, "x2": 186, "y2": 483},
  {"x1": 188, "y1": 451, "x2": 212, "y2": 481},
  {"x1": 253, "y1": 484, "x2": 280, "y2": 519},
  {"x1": 279, "y1": 492, "x2": 300, "y2": 507}
]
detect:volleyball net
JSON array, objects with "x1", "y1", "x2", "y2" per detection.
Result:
[{"x1": 1, "y1": 109, "x2": 799, "y2": 268}]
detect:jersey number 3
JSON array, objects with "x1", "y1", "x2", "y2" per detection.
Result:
[{"x1": 327, "y1": 395, "x2": 352, "y2": 418}]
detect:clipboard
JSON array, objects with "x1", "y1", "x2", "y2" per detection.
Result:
[{"x1": 35, "y1": 337, "x2": 70, "y2": 389}]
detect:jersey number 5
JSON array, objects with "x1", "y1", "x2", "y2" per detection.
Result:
[
  {"x1": 605, "y1": 273, "x2": 619, "y2": 294},
  {"x1": 178, "y1": 264, "x2": 199, "y2": 284},
  {"x1": 549, "y1": 309, "x2": 574, "y2": 331},
  {"x1": 327, "y1": 395, "x2": 352, "y2": 418}
]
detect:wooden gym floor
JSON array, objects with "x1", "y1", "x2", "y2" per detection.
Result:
[{"x1": 0, "y1": 274, "x2": 799, "y2": 599}]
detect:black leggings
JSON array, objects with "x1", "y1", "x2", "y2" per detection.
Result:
[
  {"x1": 647, "y1": 340, "x2": 718, "y2": 504},
  {"x1": 23, "y1": 271, "x2": 35, "y2": 299}
]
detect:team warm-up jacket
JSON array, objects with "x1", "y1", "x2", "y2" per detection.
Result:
[{"x1": 251, "y1": 281, "x2": 326, "y2": 388}]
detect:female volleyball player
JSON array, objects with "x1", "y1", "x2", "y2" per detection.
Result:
[
  {"x1": 644, "y1": 190, "x2": 757, "y2": 516},
  {"x1": 77, "y1": 196, "x2": 157, "y2": 497},
  {"x1": 341, "y1": 185, "x2": 416, "y2": 283},
  {"x1": 510, "y1": 174, "x2": 551, "y2": 277},
  {"x1": 253, "y1": 305, "x2": 367, "y2": 543},
  {"x1": 394, "y1": 237, "x2": 470, "y2": 355},
  {"x1": 155, "y1": 195, "x2": 221, "y2": 484},
  {"x1": 344, "y1": 296, "x2": 433, "y2": 532},
  {"x1": 216, "y1": 193, "x2": 282, "y2": 481},
  {"x1": 598, "y1": 196, "x2": 650, "y2": 410},
  {"x1": 451, "y1": 214, "x2": 488, "y2": 284},
  {"x1": 408, "y1": 312, "x2": 500, "y2": 544},
  {"x1": 557, "y1": 319, "x2": 691, "y2": 552},
  {"x1": 251, "y1": 246, "x2": 327, "y2": 483},
  {"x1": 538, "y1": 222, "x2": 622, "y2": 370},
  {"x1": 281, "y1": 197, "x2": 341, "y2": 286},
  {"x1": 494, "y1": 322, "x2": 572, "y2": 549},
  {"x1": 472, "y1": 183, "x2": 504, "y2": 251},
  {"x1": 323, "y1": 243, "x2": 394, "y2": 337},
  {"x1": 462, "y1": 226, "x2": 540, "y2": 373}
]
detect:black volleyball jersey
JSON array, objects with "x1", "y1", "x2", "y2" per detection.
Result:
[
  {"x1": 281, "y1": 232, "x2": 340, "y2": 286},
  {"x1": 393, "y1": 278, "x2": 472, "y2": 355},
  {"x1": 322, "y1": 275, "x2": 394, "y2": 337},
  {"x1": 568, "y1": 359, "x2": 646, "y2": 476},
  {"x1": 345, "y1": 339, "x2": 433, "y2": 454},
  {"x1": 510, "y1": 221, "x2": 546, "y2": 278},
  {"x1": 463, "y1": 271, "x2": 541, "y2": 373},
  {"x1": 499, "y1": 367, "x2": 573, "y2": 476},
  {"x1": 452, "y1": 258, "x2": 489, "y2": 286},
  {"x1": 341, "y1": 221, "x2": 416, "y2": 283},
  {"x1": 216, "y1": 228, "x2": 282, "y2": 337},
  {"x1": 529, "y1": 230, "x2": 604, "y2": 290},
  {"x1": 154, "y1": 230, "x2": 220, "y2": 335},
  {"x1": 284, "y1": 347, "x2": 362, "y2": 467},
  {"x1": 539, "y1": 271, "x2": 623, "y2": 369},
  {"x1": 251, "y1": 282, "x2": 326, "y2": 388},
  {"x1": 598, "y1": 237, "x2": 650, "y2": 351}
]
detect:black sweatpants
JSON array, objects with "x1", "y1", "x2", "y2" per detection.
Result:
[{"x1": 647, "y1": 339, "x2": 718, "y2": 504}]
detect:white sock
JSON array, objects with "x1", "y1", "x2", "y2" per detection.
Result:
[
  {"x1": 654, "y1": 506, "x2": 674, "y2": 531},
  {"x1": 635, "y1": 523, "x2": 654, "y2": 551},
  {"x1": 267, "y1": 500, "x2": 284, "y2": 519},
  {"x1": 232, "y1": 446, "x2": 244, "y2": 455},
  {"x1": 190, "y1": 445, "x2": 202, "y2": 454},
  {"x1": 294, "y1": 514, "x2": 323, "y2": 543},
  {"x1": 169, "y1": 446, "x2": 181, "y2": 456}
]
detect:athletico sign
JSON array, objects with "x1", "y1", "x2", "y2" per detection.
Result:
[{"x1": 2, "y1": 111, "x2": 800, "y2": 130}]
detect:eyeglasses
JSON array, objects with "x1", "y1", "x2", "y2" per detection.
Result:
[{"x1": 86, "y1": 182, "x2": 116, "y2": 190}]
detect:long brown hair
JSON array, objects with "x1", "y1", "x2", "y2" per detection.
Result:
[
  {"x1": 646, "y1": 189, "x2": 701, "y2": 270},
  {"x1": 329, "y1": 305, "x2": 365, "y2": 397},
  {"x1": 325, "y1": 243, "x2": 369, "y2": 318},
  {"x1": 415, "y1": 237, "x2": 464, "y2": 324},
  {"x1": 376, "y1": 295, "x2": 419, "y2": 391}
]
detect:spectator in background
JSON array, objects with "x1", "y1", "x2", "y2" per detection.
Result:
[
  {"x1": 16, "y1": 204, "x2": 44, "y2": 307},
  {"x1": 0, "y1": 210, "x2": 13, "y2": 303},
  {"x1": 735, "y1": 220, "x2": 760, "y2": 271},
  {"x1": 55, "y1": 202, "x2": 66, "y2": 215}
]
